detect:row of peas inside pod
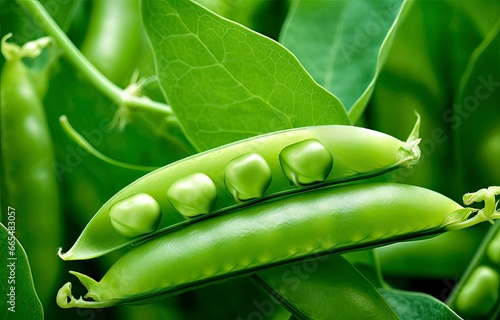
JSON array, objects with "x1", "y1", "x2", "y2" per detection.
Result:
[{"x1": 58, "y1": 119, "x2": 421, "y2": 260}]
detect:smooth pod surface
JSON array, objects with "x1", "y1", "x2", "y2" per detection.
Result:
[
  {"x1": 59, "y1": 122, "x2": 421, "y2": 261},
  {"x1": 1, "y1": 34, "x2": 61, "y2": 306},
  {"x1": 57, "y1": 183, "x2": 487, "y2": 309}
]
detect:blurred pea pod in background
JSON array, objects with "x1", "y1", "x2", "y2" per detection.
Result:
[{"x1": 0, "y1": 34, "x2": 62, "y2": 312}]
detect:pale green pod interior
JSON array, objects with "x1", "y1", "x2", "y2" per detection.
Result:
[
  {"x1": 166, "y1": 173, "x2": 218, "y2": 218},
  {"x1": 108, "y1": 193, "x2": 162, "y2": 238},
  {"x1": 455, "y1": 265, "x2": 500, "y2": 316},
  {"x1": 224, "y1": 152, "x2": 272, "y2": 202},
  {"x1": 279, "y1": 139, "x2": 334, "y2": 186},
  {"x1": 487, "y1": 232, "x2": 500, "y2": 265}
]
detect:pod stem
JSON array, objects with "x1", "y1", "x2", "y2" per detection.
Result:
[
  {"x1": 1, "y1": 33, "x2": 52, "y2": 61},
  {"x1": 447, "y1": 186, "x2": 500, "y2": 231},
  {"x1": 57, "y1": 282, "x2": 115, "y2": 309},
  {"x1": 16, "y1": 0, "x2": 174, "y2": 116},
  {"x1": 399, "y1": 113, "x2": 421, "y2": 167}
]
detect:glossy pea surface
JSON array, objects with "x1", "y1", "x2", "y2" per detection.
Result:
[
  {"x1": 108, "y1": 193, "x2": 162, "y2": 238},
  {"x1": 224, "y1": 152, "x2": 272, "y2": 201},
  {"x1": 279, "y1": 139, "x2": 333, "y2": 186},
  {"x1": 166, "y1": 173, "x2": 217, "y2": 217},
  {"x1": 66, "y1": 183, "x2": 464, "y2": 305}
]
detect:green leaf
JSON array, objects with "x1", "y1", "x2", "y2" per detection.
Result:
[
  {"x1": 0, "y1": 222, "x2": 43, "y2": 320},
  {"x1": 279, "y1": 0, "x2": 409, "y2": 122},
  {"x1": 368, "y1": 0, "x2": 454, "y2": 195},
  {"x1": 142, "y1": 0, "x2": 349, "y2": 151},
  {"x1": 255, "y1": 255, "x2": 398, "y2": 319},
  {"x1": 380, "y1": 289, "x2": 462, "y2": 320},
  {"x1": 342, "y1": 249, "x2": 385, "y2": 287}
]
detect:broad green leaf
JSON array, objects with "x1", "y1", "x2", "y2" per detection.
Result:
[
  {"x1": 380, "y1": 289, "x2": 462, "y2": 320},
  {"x1": 342, "y1": 249, "x2": 385, "y2": 287},
  {"x1": 142, "y1": 0, "x2": 349, "y2": 151},
  {"x1": 0, "y1": 223, "x2": 43, "y2": 320},
  {"x1": 255, "y1": 255, "x2": 398, "y2": 319},
  {"x1": 280, "y1": 0, "x2": 409, "y2": 122}
]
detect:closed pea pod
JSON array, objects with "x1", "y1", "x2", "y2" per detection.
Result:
[
  {"x1": 56, "y1": 183, "x2": 500, "y2": 309},
  {"x1": 59, "y1": 119, "x2": 421, "y2": 261},
  {"x1": 1, "y1": 34, "x2": 61, "y2": 306},
  {"x1": 81, "y1": 0, "x2": 143, "y2": 85}
]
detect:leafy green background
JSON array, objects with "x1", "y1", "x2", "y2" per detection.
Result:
[
  {"x1": 143, "y1": 0, "x2": 349, "y2": 151},
  {"x1": 280, "y1": 0, "x2": 408, "y2": 122},
  {"x1": 0, "y1": 0, "x2": 499, "y2": 318}
]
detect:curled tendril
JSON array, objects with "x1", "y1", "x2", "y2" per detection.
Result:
[
  {"x1": 20, "y1": 36, "x2": 52, "y2": 58},
  {"x1": 463, "y1": 186, "x2": 500, "y2": 223},
  {"x1": 397, "y1": 112, "x2": 421, "y2": 168},
  {"x1": 448, "y1": 186, "x2": 500, "y2": 231},
  {"x1": 57, "y1": 282, "x2": 114, "y2": 309},
  {"x1": 1, "y1": 33, "x2": 52, "y2": 60}
]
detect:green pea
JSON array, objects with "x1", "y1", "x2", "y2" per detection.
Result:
[
  {"x1": 108, "y1": 193, "x2": 162, "y2": 238},
  {"x1": 224, "y1": 153, "x2": 272, "y2": 202},
  {"x1": 57, "y1": 183, "x2": 495, "y2": 309},
  {"x1": 279, "y1": 139, "x2": 334, "y2": 186},
  {"x1": 59, "y1": 121, "x2": 422, "y2": 261},
  {"x1": 455, "y1": 265, "x2": 500, "y2": 316},
  {"x1": 487, "y1": 232, "x2": 500, "y2": 265},
  {"x1": 166, "y1": 173, "x2": 217, "y2": 218}
]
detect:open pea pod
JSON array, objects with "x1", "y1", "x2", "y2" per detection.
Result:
[
  {"x1": 59, "y1": 120, "x2": 421, "y2": 261},
  {"x1": 57, "y1": 183, "x2": 500, "y2": 309}
]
